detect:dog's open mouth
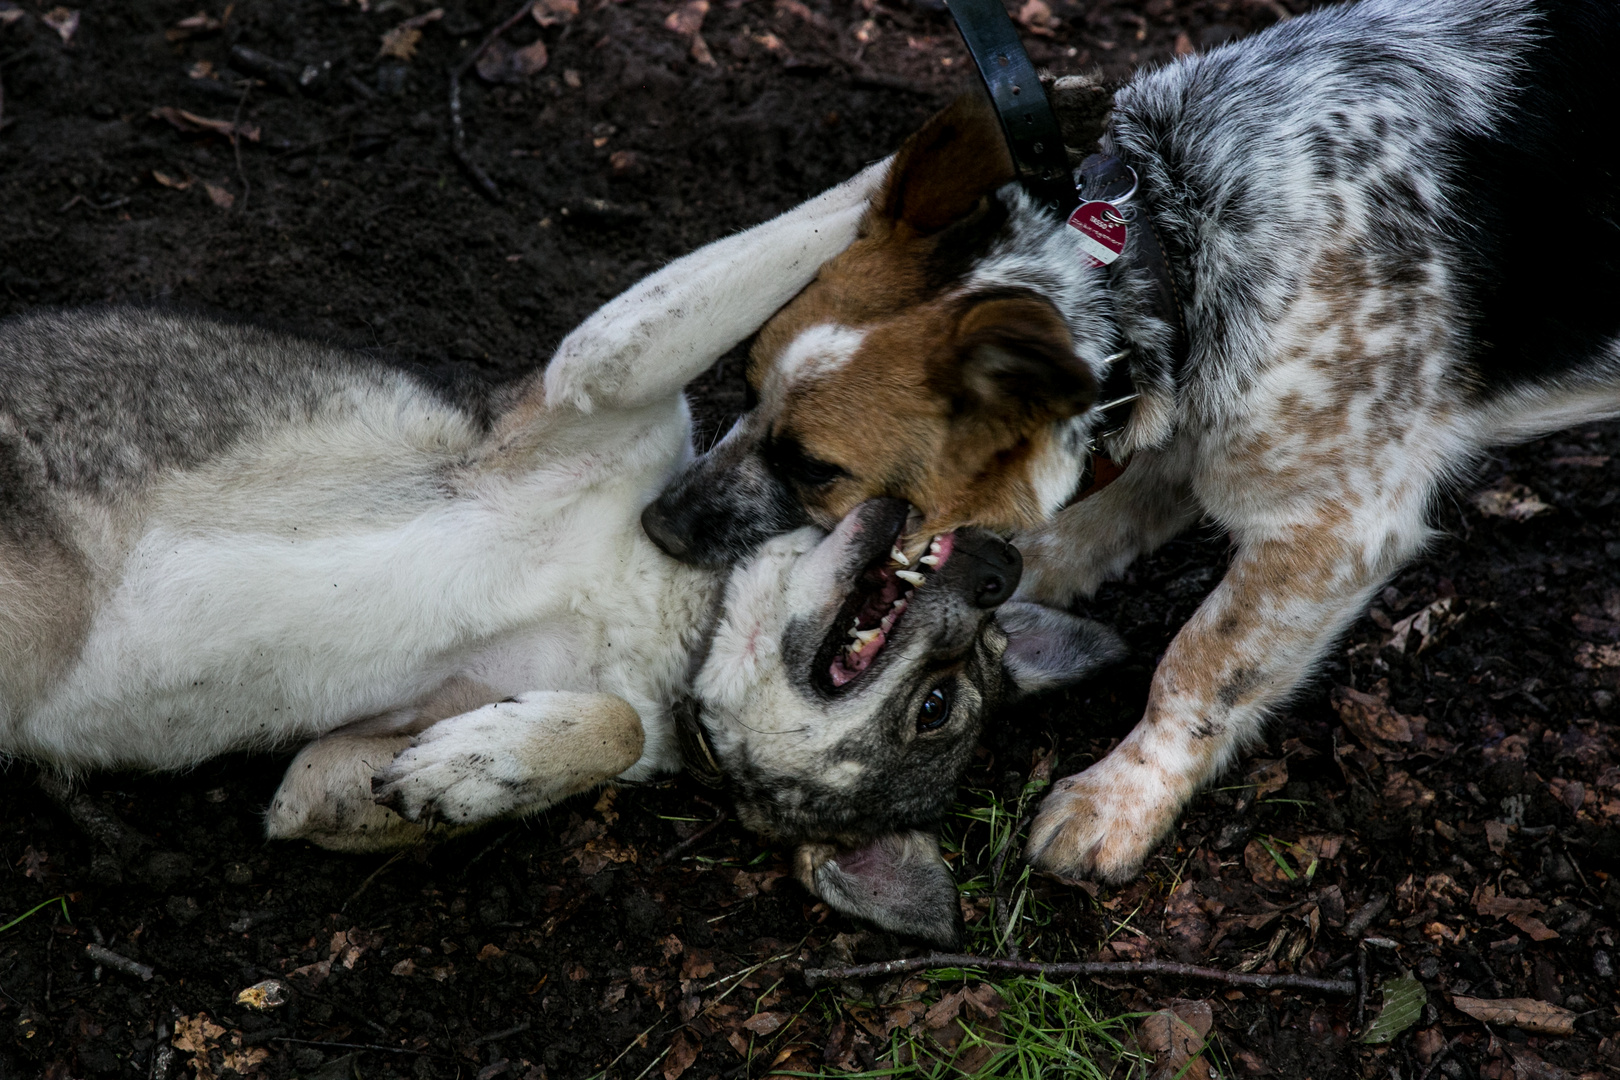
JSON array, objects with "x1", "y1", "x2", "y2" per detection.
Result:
[{"x1": 826, "y1": 531, "x2": 957, "y2": 689}]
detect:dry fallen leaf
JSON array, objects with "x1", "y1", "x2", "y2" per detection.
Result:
[
  {"x1": 1474, "y1": 884, "x2": 1546, "y2": 919},
  {"x1": 1473, "y1": 481, "x2": 1551, "y2": 521},
  {"x1": 1452, "y1": 996, "x2": 1575, "y2": 1036},
  {"x1": 166, "y1": 11, "x2": 221, "y2": 41},
  {"x1": 1485, "y1": 820, "x2": 1511, "y2": 855},
  {"x1": 742, "y1": 1011, "x2": 786, "y2": 1035},
  {"x1": 1506, "y1": 913, "x2": 1559, "y2": 941},
  {"x1": 390, "y1": 958, "x2": 416, "y2": 976},
  {"x1": 379, "y1": 7, "x2": 443, "y2": 61},
  {"x1": 663, "y1": 0, "x2": 707, "y2": 36},
  {"x1": 1016, "y1": 0, "x2": 1059, "y2": 36},
  {"x1": 1137, "y1": 1001, "x2": 1212, "y2": 1080},
  {"x1": 172, "y1": 1013, "x2": 225, "y2": 1054},
  {"x1": 532, "y1": 0, "x2": 578, "y2": 25},
  {"x1": 663, "y1": 1030, "x2": 700, "y2": 1080},
  {"x1": 1387, "y1": 597, "x2": 1459, "y2": 654},
  {"x1": 1575, "y1": 642, "x2": 1620, "y2": 669},
  {"x1": 1332, "y1": 684, "x2": 1416, "y2": 746},
  {"x1": 150, "y1": 107, "x2": 260, "y2": 143},
  {"x1": 204, "y1": 181, "x2": 234, "y2": 209},
  {"x1": 1382, "y1": 771, "x2": 1436, "y2": 811},
  {"x1": 42, "y1": 6, "x2": 78, "y2": 44}
]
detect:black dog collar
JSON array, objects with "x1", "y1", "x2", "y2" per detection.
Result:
[
  {"x1": 945, "y1": 0, "x2": 1190, "y2": 498},
  {"x1": 945, "y1": 0, "x2": 1073, "y2": 210}
]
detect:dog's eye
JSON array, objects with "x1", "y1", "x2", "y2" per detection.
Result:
[
  {"x1": 766, "y1": 435, "x2": 846, "y2": 488},
  {"x1": 917, "y1": 687, "x2": 953, "y2": 732}
]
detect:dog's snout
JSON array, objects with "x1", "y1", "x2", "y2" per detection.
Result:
[
  {"x1": 641, "y1": 498, "x2": 692, "y2": 561},
  {"x1": 952, "y1": 531, "x2": 1022, "y2": 609}
]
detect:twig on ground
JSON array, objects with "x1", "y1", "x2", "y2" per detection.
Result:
[
  {"x1": 1416, "y1": 1037, "x2": 1455, "y2": 1080},
  {"x1": 802, "y1": 953, "x2": 1356, "y2": 995},
  {"x1": 342, "y1": 850, "x2": 405, "y2": 913},
  {"x1": 231, "y1": 81, "x2": 252, "y2": 213},
  {"x1": 36, "y1": 774, "x2": 152, "y2": 861},
  {"x1": 654, "y1": 807, "x2": 729, "y2": 867},
  {"x1": 448, "y1": 0, "x2": 536, "y2": 202},
  {"x1": 84, "y1": 944, "x2": 154, "y2": 982},
  {"x1": 1343, "y1": 893, "x2": 1388, "y2": 939},
  {"x1": 1355, "y1": 943, "x2": 1369, "y2": 1031},
  {"x1": 271, "y1": 1037, "x2": 445, "y2": 1058},
  {"x1": 473, "y1": 1022, "x2": 530, "y2": 1046}
]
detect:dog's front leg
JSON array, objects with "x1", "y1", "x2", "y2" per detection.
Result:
[
  {"x1": 1014, "y1": 447, "x2": 1201, "y2": 607},
  {"x1": 1025, "y1": 526, "x2": 1405, "y2": 882},
  {"x1": 371, "y1": 691, "x2": 645, "y2": 826},
  {"x1": 543, "y1": 160, "x2": 889, "y2": 414}
]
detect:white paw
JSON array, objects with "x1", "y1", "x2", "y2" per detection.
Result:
[
  {"x1": 1024, "y1": 751, "x2": 1189, "y2": 883},
  {"x1": 372, "y1": 707, "x2": 537, "y2": 826},
  {"x1": 372, "y1": 694, "x2": 643, "y2": 826}
]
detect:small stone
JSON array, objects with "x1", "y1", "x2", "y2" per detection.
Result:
[{"x1": 1594, "y1": 950, "x2": 1614, "y2": 979}]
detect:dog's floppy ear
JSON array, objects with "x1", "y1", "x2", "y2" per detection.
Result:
[
  {"x1": 795, "y1": 831, "x2": 963, "y2": 948},
  {"x1": 952, "y1": 296, "x2": 1098, "y2": 419},
  {"x1": 997, "y1": 601, "x2": 1126, "y2": 696},
  {"x1": 881, "y1": 92, "x2": 1015, "y2": 234}
]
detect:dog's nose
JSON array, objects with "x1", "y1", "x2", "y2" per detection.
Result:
[
  {"x1": 641, "y1": 499, "x2": 691, "y2": 561},
  {"x1": 952, "y1": 531, "x2": 1023, "y2": 609}
]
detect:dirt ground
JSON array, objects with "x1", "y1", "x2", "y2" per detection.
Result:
[{"x1": 3, "y1": 1, "x2": 1619, "y2": 1078}]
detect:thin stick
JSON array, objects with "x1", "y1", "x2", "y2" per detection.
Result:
[
  {"x1": 448, "y1": 0, "x2": 536, "y2": 202},
  {"x1": 341, "y1": 850, "x2": 405, "y2": 913},
  {"x1": 802, "y1": 953, "x2": 1356, "y2": 995},
  {"x1": 270, "y1": 1037, "x2": 434, "y2": 1057},
  {"x1": 654, "y1": 809, "x2": 729, "y2": 867},
  {"x1": 84, "y1": 944, "x2": 154, "y2": 982},
  {"x1": 231, "y1": 81, "x2": 252, "y2": 213}
]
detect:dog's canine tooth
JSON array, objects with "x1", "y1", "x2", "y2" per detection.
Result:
[
  {"x1": 889, "y1": 546, "x2": 910, "y2": 567},
  {"x1": 895, "y1": 569, "x2": 925, "y2": 586},
  {"x1": 918, "y1": 555, "x2": 940, "y2": 567}
]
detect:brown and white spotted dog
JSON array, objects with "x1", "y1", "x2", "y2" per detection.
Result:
[{"x1": 640, "y1": 0, "x2": 1620, "y2": 884}]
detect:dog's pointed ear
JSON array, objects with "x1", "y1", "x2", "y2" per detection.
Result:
[
  {"x1": 952, "y1": 296, "x2": 1098, "y2": 419},
  {"x1": 997, "y1": 601, "x2": 1126, "y2": 696},
  {"x1": 795, "y1": 832, "x2": 963, "y2": 948},
  {"x1": 880, "y1": 92, "x2": 1015, "y2": 234}
]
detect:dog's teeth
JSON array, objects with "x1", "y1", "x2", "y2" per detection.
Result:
[
  {"x1": 853, "y1": 628, "x2": 881, "y2": 645},
  {"x1": 893, "y1": 597, "x2": 908, "y2": 613},
  {"x1": 889, "y1": 546, "x2": 909, "y2": 567},
  {"x1": 895, "y1": 569, "x2": 925, "y2": 586},
  {"x1": 880, "y1": 613, "x2": 895, "y2": 632},
  {"x1": 919, "y1": 555, "x2": 940, "y2": 567},
  {"x1": 928, "y1": 537, "x2": 942, "y2": 554}
]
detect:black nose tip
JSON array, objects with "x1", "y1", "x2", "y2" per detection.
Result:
[
  {"x1": 641, "y1": 499, "x2": 690, "y2": 560},
  {"x1": 958, "y1": 534, "x2": 1022, "y2": 609}
]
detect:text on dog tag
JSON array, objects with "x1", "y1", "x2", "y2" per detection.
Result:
[{"x1": 1068, "y1": 200, "x2": 1127, "y2": 267}]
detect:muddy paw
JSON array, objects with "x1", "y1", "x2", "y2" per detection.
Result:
[
  {"x1": 370, "y1": 739, "x2": 516, "y2": 827},
  {"x1": 1024, "y1": 759, "x2": 1184, "y2": 883}
]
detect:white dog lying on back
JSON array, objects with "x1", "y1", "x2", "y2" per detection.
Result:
[{"x1": 0, "y1": 163, "x2": 1118, "y2": 944}]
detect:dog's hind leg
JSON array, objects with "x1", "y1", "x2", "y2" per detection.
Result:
[
  {"x1": 542, "y1": 160, "x2": 890, "y2": 414},
  {"x1": 372, "y1": 691, "x2": 645, "y2": 828},
  {"x1": 1012, "y1": 445, "x2": 1201, "y2": 608},
  {"x1": 1025, "y1": 516, "x2": 1422, "y2": 883}
]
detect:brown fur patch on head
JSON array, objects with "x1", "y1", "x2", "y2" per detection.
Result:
[
  {"x1": 747, "y1": 94, "x2": 1098, "y2": 537},
  {"x1": 758, "y1": 290, "x2": 1094, "y2": 536}
]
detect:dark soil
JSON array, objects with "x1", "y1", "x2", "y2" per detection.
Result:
[{"x1": 3, "y1": 1, "x2": 1617, "y2": 1078}]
